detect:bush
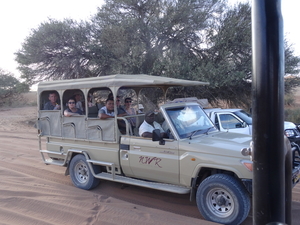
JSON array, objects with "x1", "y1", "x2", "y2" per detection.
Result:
[
  {"x1": 285, "y1": 94, "x2": 295, "y2": 106},
  {"x1": 285, "y1": 108, "x2": 300, "y2": 123},
  {"x1": 0, "y1": 69, "x2": 29, "y2": 107}
]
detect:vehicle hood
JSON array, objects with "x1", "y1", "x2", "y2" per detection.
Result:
[
  {"x1": 179, "y1": 131, "x2": 252, "y2": 158},
  {"x1": 284, "y1": 121, "x2": 296, "y2": 130}
]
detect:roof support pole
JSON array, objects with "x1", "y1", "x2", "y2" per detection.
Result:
[{"x1": 252, "y1": 0, "x2": 287, "y2": 224}]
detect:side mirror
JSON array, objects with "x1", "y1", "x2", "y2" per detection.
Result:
[
  {"x1": 236, "y1": 122, "x2": 247, "y2": 128},
  {"x1": 235, "y1": 123, "x2": 243, "y2": 128},
  {"x1": 152, "y1": 129, "x2": 165, "y2": 145},
  {"x1": 152, "y1": 129, "x2": 161, "y2": 141}
]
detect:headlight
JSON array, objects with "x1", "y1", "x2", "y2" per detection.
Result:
[{"x1": 285, "y1": 129, "x2": 295, "y2": 137}]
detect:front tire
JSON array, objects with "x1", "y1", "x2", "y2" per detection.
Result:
[
  {"x1": 196, "y1": 174, "x2": 250, "y2": 225},
  {"x1": 69, "y1": 154, "x2": 100, "y2": 190}
]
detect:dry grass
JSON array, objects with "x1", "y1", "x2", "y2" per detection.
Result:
[{"x1": 22, "y1": 91, "x2": 37, "y2": 105}]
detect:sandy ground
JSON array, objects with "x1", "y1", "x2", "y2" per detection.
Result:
[
  {"x1": 0, "y1": 106, "x2": 219, "y2": 225},
  {"x1": 1, "y1": 104, "x2": 300, "y2": 224}
]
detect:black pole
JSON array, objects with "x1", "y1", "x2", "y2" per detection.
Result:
[{"x1": 252, "y1": 0, "x2": 286, "y2": 224}]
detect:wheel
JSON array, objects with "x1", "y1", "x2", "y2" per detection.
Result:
[
  {"x1": 69, "y1": 154, "x2": 100, "y2": 190},
  {"x1": 196, "y1": 174, "x2": 250, "y2": 225}
]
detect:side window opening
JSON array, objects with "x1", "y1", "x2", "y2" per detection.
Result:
[
  {"x1": 87, "y1": 88, "x2": 111, "y2": 118},
  {"x1": 41, "y1": 91, "x2": 60, "y2": 110},
  {"x1": 63, "y1": 89, "x2": 85, "y2": 115},
  {"x1": 219, "y1": 114, "x2": 242, "y2": 129}
]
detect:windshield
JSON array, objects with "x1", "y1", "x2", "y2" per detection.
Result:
[
  {"x1": 166, "y1": 105, "x2": 216, "y2": 138},
  {"x1": 233, "y1": 110, "x2": 252, "y2": 125}
]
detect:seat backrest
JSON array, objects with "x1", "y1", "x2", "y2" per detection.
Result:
[{"x1": 88, "y1": 106, "x2": 99, "y2": 118}]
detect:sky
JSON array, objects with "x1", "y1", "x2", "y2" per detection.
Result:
[{"x1": 0, "y1": 0, "x2": 299, "y2": 86}]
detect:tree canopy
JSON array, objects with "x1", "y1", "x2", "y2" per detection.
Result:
[{"x1": 15, "y1": 0, "x2": 300, "y2": 108}]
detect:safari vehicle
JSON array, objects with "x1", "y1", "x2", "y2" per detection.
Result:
[{"x1": 36, "y1": 74, "x2": 300, "y2": 225}]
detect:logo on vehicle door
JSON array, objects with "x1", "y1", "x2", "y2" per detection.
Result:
[{"x1": 139, "y1": 156, "x2": 162, "y2": 168}]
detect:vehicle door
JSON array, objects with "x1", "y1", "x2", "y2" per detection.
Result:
[
  {"x1": 216, "y1": 113, "x2": 251, "y2": 135},
  {"x1": 121, "y1": 137, "x2": 179, "y2": 184}
]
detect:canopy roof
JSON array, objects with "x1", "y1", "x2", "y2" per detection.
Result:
[{"x1": 38, "y1": 74, "x2": 209, "y2": 93}]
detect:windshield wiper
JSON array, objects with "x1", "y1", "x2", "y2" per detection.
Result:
[
  {"x1": 189, "y1": 126, "x2": 215, "y2": 140},
  {"x1": 189, "y1": 129, "x2": 203, "y2": 140},
  {"x1": 204, "y1": 126, "x2": 215, "y2": 134}
]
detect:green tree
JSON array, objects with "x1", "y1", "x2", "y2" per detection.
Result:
[
  {"x1": 15, "y1": 19, "x2": 95, "y2": 85},
  {"x1": 195, "y1": 3, "x2": 300, "y2": 108},
  {"x1": 0, "y1": 69, "x2": 29, "y2": 106},
  {"x1": 91, "y1": 0, "x2": 225, "y2": 75},
  {"x1": 15, "y1": 0, "x2": 300, "y2": 108}
]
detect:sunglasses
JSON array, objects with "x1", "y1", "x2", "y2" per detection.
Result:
[
  {"x1": 68, "y1": 102, "x2": 75, "y2": 104},
  {"x1": 125, "y1": 101, "x2": 132, "y2": 103}
]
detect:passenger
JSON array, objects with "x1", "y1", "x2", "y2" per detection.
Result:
[
  {"x1": 116, "y1": 96, "x2": 127, "y2": 116},
  {"x1": 99, "y1": 98, "x2": 127, "y2": 134},
  {"x1": 124, "y1": 97, "x2": 136, "y2": 127},
  {"x1": 139, "y1": 111, "x2": 168, "y2": 138},
  {"x1": 64, "y1": 97, "x2": 83, "y2": 116},
  {"x1": 87, "y1": 96, "x2": 94, "y2": 107},
  {"x1": 98, "y1": 98, "x2": 115, "y2": 119},
  {"x1": 74, "y1": 92, "x2": 84, "y2": 112},
  {"x1": 43, "y1": 92, "x2": 61, "y2": 110},
  {"x1": 138, "y1": 104, "x2": 144, "y2": 113},
  {"x1": 107, "y1": 93, "x2": 127, "y2": 116}
]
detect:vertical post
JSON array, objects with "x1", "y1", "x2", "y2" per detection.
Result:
[{"x1": 252, "y1": 0, "x2": 286, "y2": 224}]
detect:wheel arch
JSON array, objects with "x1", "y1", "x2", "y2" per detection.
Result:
[
  {"x1": 64, "y1": 149, "x2": 90, "y2": 176},
  {"x1": 190, "y1": 166, "x2": 244, "y2": 202}
]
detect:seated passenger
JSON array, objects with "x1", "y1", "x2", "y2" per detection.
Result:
[
  {"x1": 64, "y1": 97, "x2": 83, "y2": 116},
  {"x1": 74, "y1": 92, "x2": 84, "y2": 112},
  {"x1": 43, "y1": 92, "x2": 61, "y2": 110},
  {"x1": 124, "y1": 97, "x2": 136, "y2": 127},
  {"x1": 139, "y1": 111, "x2": 167, "y2": 138},
  {"x1": 98, "y1": 98, "x2": 127, "y2": 134},
  {"x1": 106, "y1": 93, "x2": 127, "y2": 116},
  {"x1": 138, "y1": 104, "x2": 144, "y2": 113},
  {"x1": 98, "y1": 98, "x2": 115, "y2": 119},
  {"x1": 87, "y1": 96, "x2": 94, "y2": 107}
]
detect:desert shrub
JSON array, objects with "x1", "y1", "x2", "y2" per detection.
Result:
[
  {"x1": 285, "y1": 94, "x2": 295, "y2": 106},
  {"x1": 0, "y1": 68, "x2": 29, "y2": 107},
  {"x1": 285, "y1": 108, "x2": 300, "y2": 123}
]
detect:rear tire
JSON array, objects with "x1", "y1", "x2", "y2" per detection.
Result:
[
  {"x1": 69, "y1": 154, "x2": 100, "y2": 190},
  {"x1": 196, "y1": 174, "x2": 250, "y2": 225}
]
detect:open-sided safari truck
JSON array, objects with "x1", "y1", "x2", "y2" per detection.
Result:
[{"x1": 36, "y1": 74, "x2": 300, "y2": 225}]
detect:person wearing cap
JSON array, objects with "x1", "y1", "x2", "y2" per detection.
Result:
[{"x1": 139, "y1": 111, "x2": 167, "y2": 138}]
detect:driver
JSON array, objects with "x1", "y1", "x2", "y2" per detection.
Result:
[{"x1": 139, "y1": 111, "x2": 167, "y2": 138}]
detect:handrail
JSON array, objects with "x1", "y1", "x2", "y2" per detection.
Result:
[{"x1": 38, "y1": 116, "x2": 51, "y2": 136}]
